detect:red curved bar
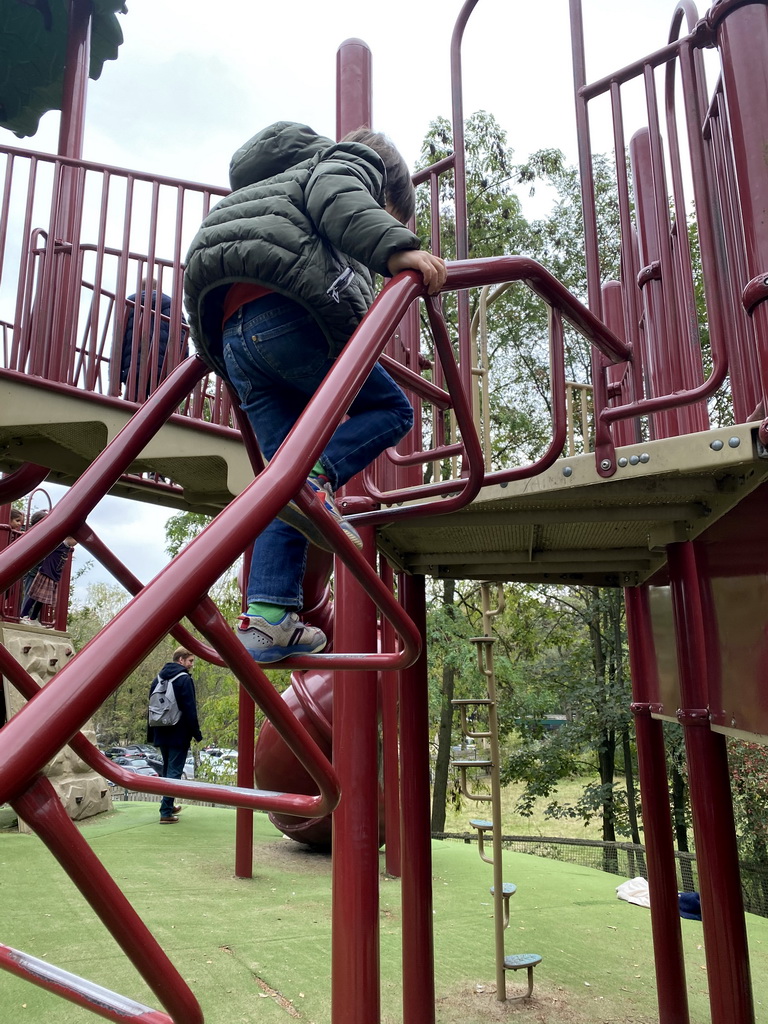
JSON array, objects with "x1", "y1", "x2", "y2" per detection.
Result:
[
  {"x1": 443, "y1": 258, "x2": 630, "y2": 361},
  {"x1": 73, "y1": 522, "x2": 227, "y2": 668},
  {"x1": 0, "y1": 946, "x2": 174, "y2": 1024},
  {"x1": 10, "y1": 776, "x2": 204, "y2": 1024},
  {"x1": 0, "y1": 463, "x2": 49, "y2": 503},
  {"x1": 0, "y1": 357, "x2": 209, "y2": 593},
  {"x1": 0, "y1": 641, "x2": 338, "y2": 817}
]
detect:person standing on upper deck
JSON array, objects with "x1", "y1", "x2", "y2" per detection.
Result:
[
  {"x1": 184, "y1": 121, "x2": 446, "y2": 663},
  {"x1": 120, "y1": 278, "x2": 188, "y2": 400}
]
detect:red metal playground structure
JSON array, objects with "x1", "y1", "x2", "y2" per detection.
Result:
[{"x1": 0, "y1": 0, "x2": 767, "y2": 1022}]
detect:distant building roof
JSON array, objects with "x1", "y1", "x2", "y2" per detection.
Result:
[{"x1": 0, "y1": 0, "x2": 126, "y2": 138}]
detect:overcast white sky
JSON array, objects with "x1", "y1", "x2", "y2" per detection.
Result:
[{"x1": 9, "y1": 0, "x2": 705, "y2": 602}]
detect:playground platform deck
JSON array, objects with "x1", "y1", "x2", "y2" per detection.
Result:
[{"x1": 2, "y1": 374, "x2": 766, "y2": 586}]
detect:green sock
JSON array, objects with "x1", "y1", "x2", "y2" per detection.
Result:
[
  {"x1": 247, "y1": 601, "x2": 288, "y2": 623},
  {"x1": 309, "y1": 460, "x2": 324, "y2": 478}
]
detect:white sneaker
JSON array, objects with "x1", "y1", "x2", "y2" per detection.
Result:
[{"x1": 236, "y1": 612, "x2": 327, "y2": 663}]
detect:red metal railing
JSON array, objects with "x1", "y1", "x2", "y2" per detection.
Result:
[
  {"x1": 0, "y1": 250, "x2": 630, "y2": 1020},
  {"x1": 1, "y1": 5, "x2": 766, "y2": 1021},
  {"x1": 570, "y1": 4, "x2": 768, "y2": 1023},
  {"x1": 570, "y1": 0, "x2": 768, "y2": 457},
  {"x1": 0, "y1": 144, "x2": 230, "y2": 422}
]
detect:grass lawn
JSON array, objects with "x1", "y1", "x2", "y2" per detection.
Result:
[
  {"x1": 1, "y1": 801, "x2": 766, "y2": 1024},
  {"x1": 440, "y1": 775, "x2": 644, "y2": 842}
]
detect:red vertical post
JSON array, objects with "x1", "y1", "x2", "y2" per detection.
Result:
[
  {"x1": 629, "y1": 129, "x2": 679, "y2": 440},
  {"x1": 450, "y1": 2, "x2": 480, "y2": 398},
  {"x1": 336, "y1": 38, "x2": 372, "y2": 136},
  {"x1": 667, "y1": 542, "x2": 754, "y2": 1024},
  {"x1": 331, "y1": 41, "x2": 381, "y2": 1024},
  {"x1": 602, "y1": 282, "x2": 640, "y2": 447},
  {"x1": 235, "y1": 543, "x2": 255, "y2": 878},
  {"x1": 380, "y1": 558, "x2": 401, "y2": 878},
  {"x1": 331, "y1": 529, "x2": 381, "y2": 1024},
  {"x1": 711, "y1": 4, "x2": 768, "y2": 413},
  {"x1": 398, "y1": 572, "x2": 435, "y2": 1024},
  {"x1": 58, "y1": 0, "x2": 91, "y2": 160},
  {"x1": 234, "y1": 689, "x2": 255, "y2": 878},
  {"x1": 625, "y1": 586, "x2": 690, "y2": 1024},
  {"x1": 46, "y1": 0, "x2": 92, "y2": 392}
]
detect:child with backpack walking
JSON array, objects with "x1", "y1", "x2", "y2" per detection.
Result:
[{"x1": 184, "y1": 122, "x2": 446, "y2": 663}]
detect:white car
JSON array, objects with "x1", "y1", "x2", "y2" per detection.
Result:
[{"x1": 197, "y1": 750, "x2": 238, "y2": 784}]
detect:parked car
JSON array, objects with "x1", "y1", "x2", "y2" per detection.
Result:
[
  {"x1": 108, "y1": 760, "x2": 159, "y2": 780},
  {"x1": 181, "y1": 756, "x2": 195, "y2": 780},
  {"x1": 143, "y1": 754, "x2": 164, "y2": 773},
  {"x1": 198, "y1": 751, "x2": 238, "y2": 784},
  {"x1": 114, "y1": 757, "x2": 155, "y2": 772},
  {"x1": 128, "y1": 744, "x2": 158, "y2": 758},
  {"x1": 103, "y1": 746, "x2": 130, "y2": 760},
  {"x1": 200, "y1": 748, "x2": 237, "y2": 761}
]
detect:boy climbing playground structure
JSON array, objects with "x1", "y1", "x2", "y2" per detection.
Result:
[{"x1": 0, "y1": 2, "x2": 767, "y2": 1023}]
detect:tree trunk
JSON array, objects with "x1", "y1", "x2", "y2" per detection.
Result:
[
  {"x1": 671, "y1": 760, "x2": 695, "y2": 891},
  {"x1": 430, "y1": 578, "x2": 456, "y2": 833},
  {"x1": 599, "y1": 737, "x2": 619, "y2": 873},
  {"x1": 622, "y1": 726, "x2": 646, "y2": 877},
  {"x1": 587, "y1": 588, "x2": 619, "y2": 872}
]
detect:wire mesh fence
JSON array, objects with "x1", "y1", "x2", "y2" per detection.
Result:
[{"x1": 434, "y1": 832, "x2": 768, "y2": 920}]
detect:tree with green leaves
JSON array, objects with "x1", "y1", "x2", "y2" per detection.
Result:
[
  {"x1": 416, "y1": 112, "x2": 640, "y2": 844},
  {"x1": 68, "y1": 580, "x2": 176, "y2": 744}
]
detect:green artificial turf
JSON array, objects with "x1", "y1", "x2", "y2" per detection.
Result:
[{"x1": 0, "y1": 802, "x2": 766, "y2": 1023}]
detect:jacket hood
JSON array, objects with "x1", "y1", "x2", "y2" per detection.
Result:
[
  {"x1": 229, "y1": 121, "x2": 334, "y2": 192},
  {"x1": 159, "y1": 661, "x2": 191, "y2": 681}
]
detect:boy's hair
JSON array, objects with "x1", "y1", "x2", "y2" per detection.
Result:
[
  {"x1": 29, "y1": 510, "x2": 48, "y2": 526},
  {"x1": 172, "y1": 647, "x2": 192, "y2": 663},
  {"x1": 342, "y1": 128, "x2": 415, "y2": 225}
]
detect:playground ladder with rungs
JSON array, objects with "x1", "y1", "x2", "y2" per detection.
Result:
[{"x1": 451, "y1": 584, "x2": 542, "y2": 1002}]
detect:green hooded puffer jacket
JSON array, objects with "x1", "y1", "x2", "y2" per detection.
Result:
[{"x1": 183, "y1": 121, "x2": 421, "y2": 379}]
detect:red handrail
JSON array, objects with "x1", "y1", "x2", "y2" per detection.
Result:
[
  {"x1": 0, "y1": 254, "x2": 631, "y2": 809},
  {"x1": 0, "y1": 253, "x2": 629, "y2": 1024},
  {"x1": 73, "y1": 522, "x2": 227, "y2": 666}
]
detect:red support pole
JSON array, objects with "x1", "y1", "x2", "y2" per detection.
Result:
[
  {"x1": 625, "y1": 586, "x2": 690, "y2": 1024},
  {"x1": 380, "y1": 558, "x2": 401, "y2": 878},
  {"x1": 398, "y1": 572, "x2": 435, "y2": 1024},
  {"x1": 711, "y1": 4, "x2": 768, "y2": 414},
  {"x1": 44, "y1": 0, "x2": 93, "y2": 395},
  {"x1": 667, "y1": 542, "x2": 754, "y2": 1024},
  {"x1": 58, "y1": 0, "x2": 91, "y2": 160},
  {"x1": 235, "y1": 543, "x2": 255, "y2": 879},
  {"x1": 234, "y1": 689, "x2": 256, "y2": 879},
  {"x1": 629, "y1": 129, "x2": 680, "y2": 440},
  {"x1": 450, "y1": 2, "x2": 480, "y2": 399},
  {"x1": 336, "y1": 38, "x2": 372, "y2": 137},
  {"x1": 331, "y1": 529, "x2": 381, "y2": 1024}
]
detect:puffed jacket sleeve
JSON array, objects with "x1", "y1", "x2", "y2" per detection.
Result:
[{"x1": 304, "y1": 142, "x2": 420, "y2": 277}]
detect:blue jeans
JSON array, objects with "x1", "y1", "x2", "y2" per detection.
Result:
[
  {"x1": 158, "y1": 745, "x2": 188, "y2": 817},
  {"x1": 223, "y1": 294, "x2": 413, "y2": 608}
]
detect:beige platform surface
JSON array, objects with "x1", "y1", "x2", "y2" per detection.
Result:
[{"x1": 2, "y1": 376, "x2": 766, "y2": 587}]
